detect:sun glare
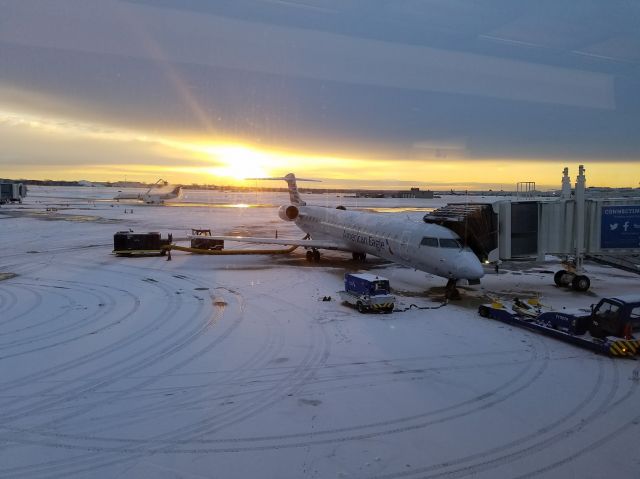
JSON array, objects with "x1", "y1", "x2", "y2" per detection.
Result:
[{"x1": 202, "y1": 145, "x2": 270, "y2": 180}]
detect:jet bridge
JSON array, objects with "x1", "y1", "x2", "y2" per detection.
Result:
[{"x1": 425, "y1": 166, "x2": 640, "y2": 292}]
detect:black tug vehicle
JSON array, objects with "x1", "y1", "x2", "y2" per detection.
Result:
[{"x1": 478, "y1": 295, "x2": 640, "y2": 357}]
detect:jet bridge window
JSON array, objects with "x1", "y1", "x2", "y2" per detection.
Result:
[
  {"x1": 420, "y1": 237, "x2": 438, "y2": 247},
  {"x1": 439, "y1": 238, "x2": 462, "y2": 248}
]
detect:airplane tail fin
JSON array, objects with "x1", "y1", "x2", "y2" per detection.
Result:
[
  {"x1": 284, "y1": 173, "x2": 305, "y2": 205},
  {"x1": 247, "y1": 173, "x2": 319, "y2": 206}
]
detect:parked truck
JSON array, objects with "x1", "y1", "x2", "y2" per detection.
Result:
[
  {"x1": 189, "y1": 229, "x2": 224, "y2": 250},
  {"x1": 478, "y1": 295, "x2": 640, "y2": 357},
  {"x1": 339, "y1": 273, "x2": 395, "y2": 313}
]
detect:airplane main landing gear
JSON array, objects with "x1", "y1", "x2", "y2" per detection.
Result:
[
  {"x1": 445, "y1": 279, "x2": 461, "y2": 300},
  {"x1": 306, "y1": 249, "x2": 321, "y2": 262},
  {"x1": 352, "y1": 252, "x2": 367, "y2": 262}
]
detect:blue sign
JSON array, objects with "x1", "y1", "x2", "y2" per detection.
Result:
[{"x1": 601, "y1": 206, "x2": 640, "y2": 249}]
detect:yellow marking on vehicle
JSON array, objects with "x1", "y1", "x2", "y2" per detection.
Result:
[{"x1": 610, "y1": 340, "x2": 639, "y2": 357}]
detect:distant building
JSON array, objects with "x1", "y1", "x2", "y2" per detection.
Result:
[
  {"x1": 395, "y1": 187, "x2": 434, "y2": 199},
  {"x1": 586, "y1": 187, "x2": 640, "y2": 198},
  {"x1": 78, "y1": 180, "x2": 104, "y2": 187}
]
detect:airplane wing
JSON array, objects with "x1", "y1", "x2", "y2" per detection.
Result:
[{"x1": 187, "y1": 235, "x2": 350, "y2": 251}]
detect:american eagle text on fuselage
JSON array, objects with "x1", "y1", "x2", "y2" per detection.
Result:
[{"x1": 342, "y1": 230, "x2": 387, "y2": 252}]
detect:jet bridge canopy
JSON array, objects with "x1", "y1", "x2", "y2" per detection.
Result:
[{"x1": 423, "y1": 203, "x2": 498, "y2": 262}]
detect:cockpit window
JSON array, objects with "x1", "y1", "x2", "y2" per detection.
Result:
[
  {"x1": 439, "y1": 238, "x2": 462, "y2": 248},
  {"x1": 420, "y1": 237, "x2": 438, "y2": 247}
]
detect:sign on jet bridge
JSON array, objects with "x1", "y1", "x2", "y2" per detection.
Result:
[{"x1": 601, "y1": 206, "x2": 640, "y2": 248}]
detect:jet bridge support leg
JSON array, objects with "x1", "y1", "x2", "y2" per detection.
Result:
[{"x1": 555, "y1": 164, "x2": 591, "y2": 292}]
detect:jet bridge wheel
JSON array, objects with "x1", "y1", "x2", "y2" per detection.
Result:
[
  {"x1": 571, "y1": 275, "x2": 591, "y2": 292},
  {"x1": 553, "y1": 270, "x2": 574, "y2": 287}
]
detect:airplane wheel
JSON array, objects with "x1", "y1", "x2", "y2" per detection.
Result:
[
  {"x1": 352, "y1": 252, "x2": 366, "y2": 262},
  {"x1": 572, "y1": 275, "x2": 591, "y2": 292},
  {"x1": 553, "y1": 270, "x2": 565, "y2": 287},
  {"x1": 306, "y1": 250, "x2": 313, "y2": 262},
  {"x1": 446, "y1": 287, "x2": 461, "y2": 300},
  {"x1": 313, "y1": 250, "x2": 321, "y2": 262}
]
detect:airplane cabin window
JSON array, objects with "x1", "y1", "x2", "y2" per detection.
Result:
[{"x1": 420, "y1": 237, "x2": 439, "y2": 247}]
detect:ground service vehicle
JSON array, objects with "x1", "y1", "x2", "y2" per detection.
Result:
[
  {"x1": 113, "y1": 231, "x2": 172, "y2": 256},
  {"x1": 189, "y1": 229, "x2": 224, "y2": 250},
  {"x1": 339, "y1": 273, "x2": 395, "y2": 313},
  {"x1": 478, "y1": 295, "x2": 640, "y2": 357}
]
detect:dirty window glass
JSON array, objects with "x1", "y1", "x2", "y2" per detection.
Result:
[
  {"x1": 439, "y1": 238, "x2": 462, "y2": 249},
  {"x1": 420, "y1": 237, "x2": 439, "y2": 247}
]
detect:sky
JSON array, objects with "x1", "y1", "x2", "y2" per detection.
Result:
[{"x1": 1, "y1": 0, "x2": 639, "y2": 190}]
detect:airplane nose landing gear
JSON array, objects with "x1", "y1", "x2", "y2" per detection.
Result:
[{"x1": 445, "y1": 279, "x2": 461, "y2": 300}]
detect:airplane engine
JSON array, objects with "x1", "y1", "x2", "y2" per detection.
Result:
[{"x1": 278, "y1": 204, "x2": 299, "y2": 221}]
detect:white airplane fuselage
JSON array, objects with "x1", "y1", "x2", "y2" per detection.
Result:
[
  {"x1": 114, "y1": 186, "x2": 182, "y2": 205},
  {"x1": 293, "y1": 204, "x2": 484, "y2": 281}
]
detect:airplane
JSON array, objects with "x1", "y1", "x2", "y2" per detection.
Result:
[
  {"x1": 114, "y1": 179, "x2": 182, "y2": 205},
  {"x1": 196, "y1": 173, "x2": 484, "y2": 298}
]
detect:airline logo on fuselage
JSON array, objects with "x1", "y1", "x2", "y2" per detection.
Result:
[{"x1": 343, "y1": 230, "x2": 386, "y2": 251}]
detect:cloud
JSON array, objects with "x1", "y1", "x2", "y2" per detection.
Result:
[{"x1": 0, "y1": 0, "x2": 639, "y2": 184}]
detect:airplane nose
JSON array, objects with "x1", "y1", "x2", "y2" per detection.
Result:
[{"x1": 455, "y1": 254, "x2": 484, "y2": 280}]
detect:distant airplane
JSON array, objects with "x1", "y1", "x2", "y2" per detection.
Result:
[
  {"x1": 197, "y1": 173, "x2": 484, "y2": 298},
  {"x1": 114, "y1": 179, "x2": 182, "y2": 205}
]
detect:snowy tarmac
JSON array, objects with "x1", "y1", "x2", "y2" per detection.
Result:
[{"x1": 1, "y1": 186, "x2": 639, "y2": 478}]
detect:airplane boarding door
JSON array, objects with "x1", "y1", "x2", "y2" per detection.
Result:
[{"x1": 400, "y1": 231, "x2": 411, "y2": 260}]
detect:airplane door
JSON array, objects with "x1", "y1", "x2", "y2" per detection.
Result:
[{"x1": 400, "y1": 231, "x2": 411, "y2": 260}]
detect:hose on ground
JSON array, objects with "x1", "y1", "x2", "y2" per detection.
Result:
[{"x1": 393, "y1": 301, "x2": 448, "y2": 312}]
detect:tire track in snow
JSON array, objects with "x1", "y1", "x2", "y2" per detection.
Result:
[
  {"x1": 0, "y1": 280, "x2": 117, "y2": 356},
  {"x1": 365, "y1": 356, "x2": 628, "y2": 479}
]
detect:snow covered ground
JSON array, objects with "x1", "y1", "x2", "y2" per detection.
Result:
[{"x1": 1, "y1": 186, "x2": 639, "y2": 479}]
